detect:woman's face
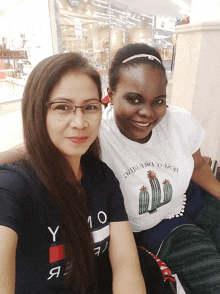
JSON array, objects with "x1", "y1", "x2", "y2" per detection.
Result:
[
  {"x1": 46, "y1": 70, "x2": 101, "y2": 161},
  {"x1": 108, "y1": 65, "x2": 167, "y2": 143}
]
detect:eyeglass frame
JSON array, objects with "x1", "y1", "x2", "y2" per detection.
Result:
[{"x1": 45, "y1": 100, "x2": 105, "y2": 121}]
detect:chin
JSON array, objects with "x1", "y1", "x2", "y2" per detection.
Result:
[
  {"x1": 134, "y1": 132, "x2": 151, "y2": 139},
  {"x1": 62, "y1": 146, "x2": 88, "y2": 158}
]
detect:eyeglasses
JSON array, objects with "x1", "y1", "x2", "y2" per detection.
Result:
[{"x1": 45, "y1": 101, "x2": 104, "y2": 121}]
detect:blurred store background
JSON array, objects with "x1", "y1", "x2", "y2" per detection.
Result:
[
  {"x1": 0, "y1": 0, "x2": 190, "y2": 101},
  {"x1": 0, "y1": 0, "x2": 190, "y2": 151},
  {"x1": 1, "y1": 0, "x2": 220, "y2": 170}
]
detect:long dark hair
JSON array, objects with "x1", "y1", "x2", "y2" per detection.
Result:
[
  {"x1": 109, "y1": 43, "x2": 166, "y2": 91},
  {"x1": 22, "y1": 52, "x2": 102, "y2": 293}
]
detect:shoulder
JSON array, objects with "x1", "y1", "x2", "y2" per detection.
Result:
[
  {"x1": 100, "y1": 105, "x2": 114, "y2": 132},
  {"x1": 163, "y1": 105, "x2": 203, "y2": 131},
  {"x1": 0, "y1": 161, "x2": 44, "y2": 209},
  {"x1": 102, "y1": 105, "x2": 114, "y2": 121},
  {"x1": 0, "y1": 162, "x2": 43, "y2": 234},
  {"x1": 82, "y1": 158, "x2": 119, "y2": 190},
  {"x1": 162, "y1": 105, "x2": 205, "y2": 153},
  {"x1": 166, "y1": 105, "x2": 192, "y2": 122},
  {"x1": 82, "y1": 158, "x2": 117, "y2": 181},
  {"x1": 97, "y1": 159, "x2": 118, "y2": 182},
  {"x1": 0, "y1": 161, "x2": 39, "y2": 192},
  {"x1": 99, "y1": 106, "x2": 124, "y2": 147}
]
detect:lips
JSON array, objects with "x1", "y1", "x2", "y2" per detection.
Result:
[
  {"x1": 130, "y1": 119, "x2": 154, "y2": 128},
  {"x1": 68, "y1": 136, "x2": 88, "y2": 144}
]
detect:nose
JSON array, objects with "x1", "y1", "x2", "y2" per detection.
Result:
[
  {"x1": 69, "y1": 108, "x2": 88, "y2": 129},
  {"x1": 138, "y1": 105, "x2": 154, "y2": 118}
]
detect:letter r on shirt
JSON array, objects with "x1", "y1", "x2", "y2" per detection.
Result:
[{"x1": 47, "y1": 266, "x2": 61, "y2": 280}]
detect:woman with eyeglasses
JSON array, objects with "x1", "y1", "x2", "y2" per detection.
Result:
[
  {"x1": 0, "y1": 52, "x2": 147, "y2": 294},
  {"x1": 99, "y1": 43, "x2": 220, "y2": 293}
]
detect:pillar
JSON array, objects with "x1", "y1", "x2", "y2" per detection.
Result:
[
  {"x1": 48, "y1": 0, "x2": 63, "y2": 54},
  {"x1": 170, "y1": 0, "x2": 220, "y2": 161}
]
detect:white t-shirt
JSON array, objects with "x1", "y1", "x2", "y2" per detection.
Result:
[{"x1": 99, "y1": 105, "x2": 206, "y2": 232}]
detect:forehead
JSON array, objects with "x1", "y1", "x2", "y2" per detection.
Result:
[
  {"x1": 49, "y1": 70, "x2": 99, "y2": 102},
  {"x1": 119, "y1": 64, "x2": 167, "y2": 87},
  {"x1": 55, "y1": 70, "x2": 95, "y2": 89}
]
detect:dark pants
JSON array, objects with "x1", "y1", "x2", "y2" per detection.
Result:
[
  {"x1": 158, "y1": 224, "x2": 220, "y2": 294},
  {"x1": 134, "y1": 182, "x2": 220, "y2": 294}
]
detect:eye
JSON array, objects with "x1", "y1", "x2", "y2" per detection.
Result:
[
  {"x1": 125, "y1": 94, "x2": 142, "y2": 105},
  {"x1": 153, "y1": 99, "x2": 166, "y2": 106},
  {"x1": 85, "y1": 104, "x2": 97, "y2": 110},
  {"x1": 84, "y1": 103, "x2": 100, "y2": 111},
  {"x1": 51, "y1": 103, "x2": 72, "y2": 111}
]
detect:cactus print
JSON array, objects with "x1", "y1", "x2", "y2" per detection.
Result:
[
  {"x1": 162, "y1": 179, "x2": 172, "y2": 204},
  {"x1": 139, "y1": 186, "x2": 149, "y2": 214},
  {"x1": 138, "y1": 172, "x2": 173, "y2": 215}
]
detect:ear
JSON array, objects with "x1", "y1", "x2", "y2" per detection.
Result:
[{"x1": 107, "y1": 88, "x2": 114, "y2": 105}]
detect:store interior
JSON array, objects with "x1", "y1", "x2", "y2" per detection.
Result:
[
  {"x1": 58, "y1": 0, "x2": 177, "y2": 82},
  {"x1": 0, "y1": 0, "x2": 191, "y2": 152},
  {"x1": 0, "y1": 0, "x2": 185, "y2": 89}
]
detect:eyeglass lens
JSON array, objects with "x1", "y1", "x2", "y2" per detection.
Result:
[{"x1": 49, "y1": 102, "x2": 103, "y2": 121}]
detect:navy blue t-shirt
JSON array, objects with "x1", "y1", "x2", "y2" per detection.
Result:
[{"x1": 0, "y1": 159, "x2": 128, "y2": 293}]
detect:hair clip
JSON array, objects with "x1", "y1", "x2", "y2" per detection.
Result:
[{"x1": 122, "y1": 54, "x2": 162, "y2": 64}]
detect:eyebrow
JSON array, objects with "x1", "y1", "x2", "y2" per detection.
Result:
[
  {"x1": 154, "y1": 95, "x2": 167, "y2": 100},
  {"x1": 124, "y1": 92, "x2": 166, "y2": 100},
  {"x1": 50, "y1": 98, "x2": 100, "y2": 103}
]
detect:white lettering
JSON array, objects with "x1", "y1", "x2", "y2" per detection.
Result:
[
  {"x1": 47, "y1": 266, "x2": 61, "y2": 280},
  {"x1": 94, "y1": 247, "x2": 101, "y2": 256},
  {"x1": 48, "y1": 226, "x2": 59, "y2": 242},
  {"x1": 87, "y1": 216, "x2": 92, "y2": 228},
  {"x1": 102, "y1": 241, "x2": 108, "y2": 253},
  {"x1": 92, "y1": 225, "x2": 109, "y2": 243},
  {"x1": 98, "y1": 211, "x2": 107, "y2": 224}
]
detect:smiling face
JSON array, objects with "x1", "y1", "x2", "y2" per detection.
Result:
[
  {"x1": 46, "y1": 70, "x2": 101, "y2": 162},
  {"x1": 108, "y1": 64, "x2": 167, "y2": 143}
]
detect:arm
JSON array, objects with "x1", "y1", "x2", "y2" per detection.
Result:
[
  {"x1": 0, "y1": 225, "x2": 18, "y2": 294},
  {"x1": 109, "y1": 221, "x2": 146, "y2": 294},
  {"x1": 191, "y1": 149, "x2": 220, "y2": 201},
  {"x1": 0, "y1": 145, "x2": 26, "y2": 164}
]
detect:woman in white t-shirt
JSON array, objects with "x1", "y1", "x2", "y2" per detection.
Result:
[{"x1": 99, "y1": 43, "x2": 220, "y2": 293}]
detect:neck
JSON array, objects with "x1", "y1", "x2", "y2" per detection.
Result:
[{"x1": 66, "y1": 156, "x2": 82, "y2": 181}]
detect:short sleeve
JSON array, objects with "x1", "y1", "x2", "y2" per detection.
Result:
[
  {"x1": 103, "y1": 163, "x2": 128, "y2": 223},
  {"x1": 81, "y1": 159, "x2": 128, "y2": 223},
  {"x1": 186, "y1": 113, "x2": 206, "y2": 154},
  {"x1": 169, "y1": 106, "x2": 206, "y2": 155},
  {"x1": 0, "y1": 165, "x2": 28, "y2": 235}
]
